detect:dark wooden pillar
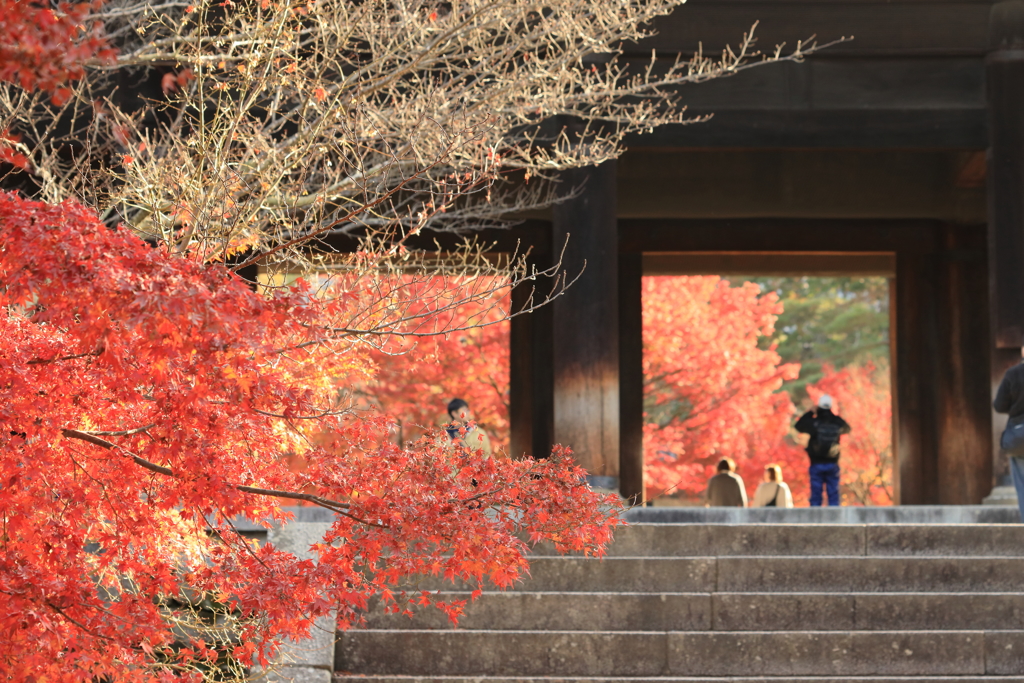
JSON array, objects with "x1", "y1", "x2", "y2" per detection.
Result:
[
  {"x1": 618, "y1": 250, "x2": 644, "y2": 504},
  {"x1": 934, "y1": 225, "x2": 993, "y2": 504},
  {"x1": 509, "y1": 246, "x2": 554, "y2": 460},
  {"x1": 896, "y1": 250, "x2": 939, "y2": 504},
  {"x1": 986, "y1": 2, "x2": 1024, "y2": 491},
  {"x1": 551, "y1": 162, "x2": 620, "y2": 488},
  {"x1": 887, "y1": 277, "x2": 901, "y2": 504},
  {"x1": 897, "y1": 225, "x2": 993, "y2": 504}
]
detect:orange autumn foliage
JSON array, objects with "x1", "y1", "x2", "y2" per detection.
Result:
[
  {"x1": 0, "y1": 0, "x2": 116, "y2": 168},
  {"x1": 642, "y1": 276, "x2": 894, "y2": 506},
  {"x1": 364, "y1": 288, "x2": 510, "y2": 453},
  {"x1": 0, "y1": 0, "x2": 115, "y2": 96},
  {"x1": 0, "y1": 192, "x2": 620, "y2": 681},
  {"x1": 642, "y1": 276, "x2": 805, "y2": 502}
]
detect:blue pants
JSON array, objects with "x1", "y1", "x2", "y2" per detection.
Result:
[
  {"x1": 1010, "y1": 456, "x2": 1024, "y2": 523},
  {"x1": 809, "y1": 462, "x2": 841, "y2": 506}
]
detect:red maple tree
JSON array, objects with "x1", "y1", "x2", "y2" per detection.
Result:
[
  {"x1": 0, "y1": 0, "x2": 114, "y2": 97},
  {"x1": 642, "y1": 276, "x2": 806, "y2": 503},
  {"x1": 0, "y1": 193, "x2": 619, "y2": 680},
  {"x1": 0, "y1": 0, "x2": 115, "y2": 168},
  {"x1": 363, "y1": 288, "x2": 510, "y2": 453}
]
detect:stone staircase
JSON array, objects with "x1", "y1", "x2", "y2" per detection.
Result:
[{"x1": 333, "y1": 520, "x2": 1024, "y2": 682}]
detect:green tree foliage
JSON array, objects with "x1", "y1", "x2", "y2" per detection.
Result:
[{"x1": 730, "y1": 276, "x2": 891, "y2": 402}]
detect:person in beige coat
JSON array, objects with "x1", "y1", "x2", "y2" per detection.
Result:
[{"x1": 751, "y1": 464, "x2": 794, "y2": 508}]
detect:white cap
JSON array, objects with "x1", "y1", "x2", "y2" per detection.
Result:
[{"x1": 818, "y1": 394, "x2": 833, "y2": 410}]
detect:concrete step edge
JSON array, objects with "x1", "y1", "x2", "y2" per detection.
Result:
[
  {"x1": 334, "y1": 677, "x2": 1024, "y2": 681},
  {"x1": 391, "y1": 591, "x2": 1024, "y2": 596},
  {"x1": 522, "y1": 555, "x2": 1024, "y2": 560},
  {"x1": 610, "y1": 525, "x2": 1024, "y2": 532},
  {"x1": 341, "y1": 629, "x2": 1011, "y2": 635},
  {"x1": 333, "y1": 678, "x2": 1024, "y2": 681}
]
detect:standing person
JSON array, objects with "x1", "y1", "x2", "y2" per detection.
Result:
[
  {"x1": 704, "y1": 457, "x2": 747, "y2": 507},
  {"x1": 751, "y1": 464, "x2": 794, "y2": 508},
  {"x1": 994, "y1": 338, "x2": 1024, "y2": 522},
  {"x1": 445, "y1": 398, "x2": 494, "y2": 459},
  {"x1": 795, "y1": 395, "x2": 851, "y2": 507}
]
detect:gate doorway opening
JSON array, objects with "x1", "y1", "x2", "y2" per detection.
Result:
[{"x1": 639, "y1": 253, "x2": 895, "y2": 507}]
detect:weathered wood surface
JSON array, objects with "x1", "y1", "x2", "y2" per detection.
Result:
[
  {"x1": 986, "y1": 49, "x2": 1024, "y2": 347},
  {"x1": 634, "y1": 0, "x2": 992, "y2": 57},
  {"x1": 551, "y1": 163, "x2": 621, "y2": 482},
  {"x1": 894, "y1": 251, "x2": 936, "y2": 504},
  {"x1": 643, "y1": 252, "x2": 895, "y2": 276},
  {"x1": 617, "y1": 150, "x2": 985, "y2": 222},
  {"x1": 620, "y1": 218, "x2": 943, "y2": 252},
  {"x1": 623, "y1": 58, "x2": 985, "y2": 149},
  {"x1": 618, "y1": 251, "x2": 645, "y2": 504},
  {"x1": 509, "y1": 250, "x2": 555, "y2": 460},
  {"x1": 610, "y1": 0, "x2": 995, "y2": 148},
  {"x1": 934, "y1": 224, "x2": 993, "y2": 503},
  {"x1": 628, "y1": 108, "x2": 987, "y2": 149}
]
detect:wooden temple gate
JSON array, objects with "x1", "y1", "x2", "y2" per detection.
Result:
[{"x1": 500, "y1": 0, "x2": 1024, "y2": 505}]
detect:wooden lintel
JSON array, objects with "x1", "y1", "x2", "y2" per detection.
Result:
[{"x1": 642, "y1": 252, "x2": 897, "y2": 277}]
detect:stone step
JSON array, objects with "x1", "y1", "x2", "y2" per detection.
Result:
[
  {"x1": 714, "y1": 592, "x2": 1024, "y2": 632},
  {"x1": 364, "y1": 592, "x2": 1024, "y2": 632},
  {"x1": 247, "y1": 514, "x2": 1024, "y2": 555},
  {"x1": 412, "y1": 556, "x2": 1024, "y2": 593},
  {"x1": 713, "y1": 557, "x2": 1024, "y2": 593},
  {"x1": 528, "y1": 525, "x2": 1024, "y2": 559},
  {"x1": 623, "y1": 507, "x2": 1021, "y2": 525},
  {"x1": 366, "y1": 592, "x2": 711, "y2": 631},
  {"x1": 334, "y1": 630, "x2": 1024, "y2": 677}
]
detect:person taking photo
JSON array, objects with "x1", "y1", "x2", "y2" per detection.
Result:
[{"x1": 795, "y1": 394, "x2": 851, "y2": 507}]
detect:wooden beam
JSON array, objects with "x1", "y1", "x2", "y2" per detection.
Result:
[
  {"x1": 619, "y1": 57, "x2": 986, "y2": 149},
  {"x1": 642, "y1": 252, "x2": 896, "y2": 276},
  {"x1": 617, "y1": 151, "x2": 985, "y2": 222},
  {"x1": 619, "y1": 218, "x2": 946, "y2": 253},
  {"x1": 627, "y1": 109, "x2": 987, "y2": 149},
  {"x1": 633, "y1": 0, "x2": 991, "y2": 57}
]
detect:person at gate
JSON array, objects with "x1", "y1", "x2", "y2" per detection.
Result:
[
  {"x1": 795, "y1": 394, "x2": 851, "y2": 507},
  {"x1": 993, "y1": 337, "x2": 1024, "y2": 522},
  {"x1": 751, "y1": 464, "x2": 794, "y2": 508},
  {"x1": 445, "y1": 397, "x2": 494, "y2": 459},
  {"x1": 704, "y1": 457, "x2": 747, "y2": 507}
]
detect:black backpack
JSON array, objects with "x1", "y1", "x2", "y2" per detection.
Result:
[{"x1": 814, "y1": 419, "x2": 843, "y2": 459}]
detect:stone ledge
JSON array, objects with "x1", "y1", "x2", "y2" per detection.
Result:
[{"x1": 625, "y1": 506, "x2": 1021, "y2": 525}]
